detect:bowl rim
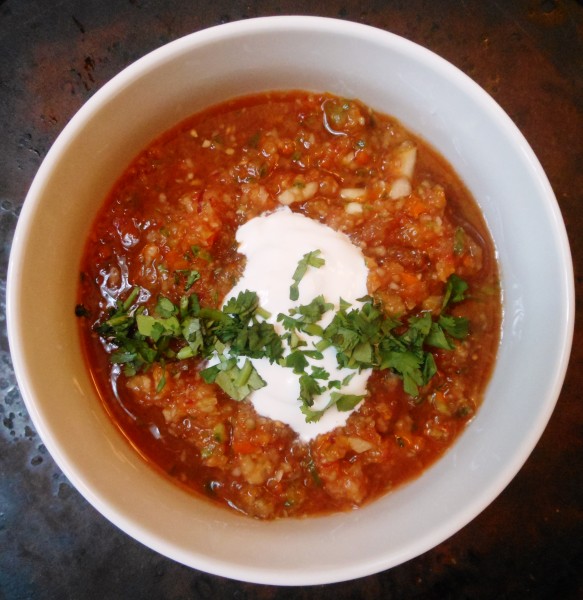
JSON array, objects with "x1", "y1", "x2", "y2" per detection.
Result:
[{"x1": 7, "y1": 15, "x2": 575, "y2": 585}]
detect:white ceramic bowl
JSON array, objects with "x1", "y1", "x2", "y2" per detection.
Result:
[{"x1": 7, "y1": 16, "x2": 574, "y2": 585}]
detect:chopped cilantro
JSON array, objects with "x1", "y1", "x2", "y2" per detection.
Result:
[
  {"x1": 439, "y1": 314, "x2": 469, "y2": 339},
  {"x1": 290, "y1": 295, "x2": 332, "y2": 323},
  {"x1": 175, "y1": 269, "x2": 201, "y2": 291},
  {"x1": 155, "y1": 296, "x2": 177, "y2": 318},
  {"x1": 333, "y1": 393, "x2": 364, "y2": 412},
  {"x1": 190, "y1": 245, "x2": 213, "y2": 262},
  {"x1": 156, "y1": 364, "x2": 167, "y2": 393},
  {"x1": 201, "y1": 356, "x2": 266, "y2": 401},
  {"x1": 299, "y1": 373, "x2": 325, "y2": 408},
  {"x1": 223, "y1": 290, "x2": 258, "y2": 320},
  {"x1": 285, "y1": 351, "x2": 310, "y2": 374},
  {"x1": 136, "y1": 314, "x2": 180, "y2": 341},
  {"x1": 289, "y1": 250, "x2": 325, "y2": 301},
  {"x1": 301, "y1": 391, "x2": 364, "y2": 422},
  {"x1": 308, "y1": 365, "x2": 329, "y2": 380},
  {"x1": 425, "y1": 322, "x2": 455, "y2": 350},
  {"x1": 92, "y1": 270, "x2": 471, "y2": 423},
  {"x1": 442, "y1": 273, "x2": 468, "y2": 309}
]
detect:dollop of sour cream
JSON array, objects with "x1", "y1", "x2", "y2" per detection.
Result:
[{"x1": 225, "y1": 207, "x2": 371, "y2": 442}]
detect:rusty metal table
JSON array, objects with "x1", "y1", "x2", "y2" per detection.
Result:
[{"x1": 1, "y1": 1, "x2": 581, "y2": 598}]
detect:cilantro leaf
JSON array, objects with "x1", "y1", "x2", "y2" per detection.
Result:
[
  {"x1": 223, "y1": 290, "x2": 259, "y2": 320},
  {"x1": 299, "y1": 373, "x2": 324, "y2": 406},
  {"x1": 155, "y1": 296, "x2": 177, "y2": 318},
  {"x1": 425, "y1": 322, "x2": 455, "y2": 350},
  {"x1": 439, "y1": 314, "x2": 470, "y2": 339},
  {"x1": 289, "y1": 295, "x2": 333, "y2": 323},
  {"x1": 310, "y1": 366, "x2": 330, "y2": 380},
  {"x1": 285, "y1": 351, "x2": 310, "y2": 374},
  {"x1": 442, "y1": 274, "x2": 469, "y2": 309},
  {"x1": 201, "y1": 357, "x2": 266, "y2": 401},
  {"x1": 190, "y1": 245, "x2": 213, "y2": 262},
  {"x1": 332, "y1": 392, "x2": 364, "y2": 412},
  {"x1": 93, "y1": 269, "x2": 472, "y2": 423},
  {"x1": 290, "y1": 250, "x2": 325, "y2": 301},
  {"x1": 300, "y1": 391, "x2": 364, "y2": 423},
  {"x1": 136, "y1": 314, "x2": 181, "y2": 341},
  {"x1": 175, "y1": 269, "x2": 201, "y2": 291}
]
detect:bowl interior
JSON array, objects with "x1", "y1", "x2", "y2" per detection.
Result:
[{"x1": 8, "y1": 16, "x2": 573, "y2": 585}]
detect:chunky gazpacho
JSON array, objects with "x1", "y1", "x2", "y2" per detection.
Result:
[{"x1": 76, "y1": 92, "x2": 501, "y2": 519}]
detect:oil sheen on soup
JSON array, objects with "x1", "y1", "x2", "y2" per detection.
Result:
[{"x1": 77, "y1": 91, "x2": 501, "y2": 519}]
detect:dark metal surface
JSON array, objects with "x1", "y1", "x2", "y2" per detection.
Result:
[{"x1": 1, "y1": 1, "x2": 582, "y2": 598}]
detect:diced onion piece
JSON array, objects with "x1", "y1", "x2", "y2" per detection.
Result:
[
  {"x1": 340, "y1": 187, "x2": 366, "y2": 200},
  {"x1": 277, "y1": 181, "x2": 318, "y2": 205},
  {"x1": 162, "y1": 406, "x2": 179, "y2": 423},
  {"x1": 395, "y1": 142, "x2": 417, "y2": 179},
  {"x1": 347, "y1": 437, "x2": 374, "y2": 453},
  {"x1": 303, "y1": 181, "x2": 319, "y2": 199},
  {"x1": 277, "y1": 189, "x2": 296, "y2": 205},
  {"x1": 345, "y1": 201, "x2": 363, "y2": 214},
  {"x1": 342, "y1": 152, "x2": 355, "y2": 165},
  {"x1": 389, "y1": 177, "x2": 412, "y2": 199}
]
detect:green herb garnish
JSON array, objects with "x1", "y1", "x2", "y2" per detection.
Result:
[
  {"x1": 442, "y1": 273, "x2": 468, "y2": 309},
  {"x1": 301, "y1": 391, "x2": 365, "y2": 423},
  {"x1": 175, "y1": 269, "x2": 201, "y2": 291},
  {"x1": 91, "y1": 272, "x2": 470, "y2": 422},
  {"x1": 95, "y1": 288, "x2": 281, "y2": 391},
  {"x1": 201, "y1": 356, "x2": 266, "y2": 401},
  {"x1": 289, "y1": 250, "x2": 325, "y2": 301}
]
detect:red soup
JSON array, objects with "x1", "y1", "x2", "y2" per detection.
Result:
[{"x1": 77, "y1": 91, "x2": 501, "y2": 519}]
